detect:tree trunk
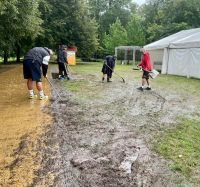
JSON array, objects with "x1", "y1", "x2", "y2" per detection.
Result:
[
  {"x1": 3, "y1": 51, "x2": 8, "y2": 64},
  {"x1": 16, "y1": 45, "x2": 21, "y2": 62},
  {"x1": 109, "y1": 0, "x2": 113, "y2": 8}
]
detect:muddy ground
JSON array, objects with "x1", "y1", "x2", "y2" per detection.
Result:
[
  {"x1": 1, "y1": 64, "x2": 199, "y2": 187},
  {"x1": 0, "y1": 65, "x2": 52, "y2": 186},
  {"x1": 29, "y1": 65, "x2": 199, "y2": 187}
]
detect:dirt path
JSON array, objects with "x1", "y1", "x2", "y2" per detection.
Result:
[
  {"x1": 31, "y1": 66, "x2": 199, "y2": 187},
  {"x1": 0, "y1": 65, "x2": 52, "y2": 186}
]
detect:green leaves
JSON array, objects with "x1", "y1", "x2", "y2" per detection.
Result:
[
  {"x1": 126, "y1": 14, "x2": 145, "y2": 46},
  {"x1": 0, "y1": 0, "x2": 43, "y2": 60},
  {"x1": 103, "y1": 18, "x2": 128, "y2": 54},
  {"x1": 1, "y1": 0, "x2": 200, "y2": 61},
  {"x1": 37, "y1": 0, "x2": 99, "y2": 57},
  {"x1": 141, "y1": 0, "x2": 200, "y2": 43}
]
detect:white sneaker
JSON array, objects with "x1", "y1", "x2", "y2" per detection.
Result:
[
  {"x1": 39, "y1": 95, "x2": 48, "y2": 100},
  {"x1": 29, "y1": 94, "x2": 37, "y2": 99}
]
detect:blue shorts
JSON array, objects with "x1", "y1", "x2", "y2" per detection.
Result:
[{"x1": 23, "y1": 59, "x2": 42, "y2": 82}]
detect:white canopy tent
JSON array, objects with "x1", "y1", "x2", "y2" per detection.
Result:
[{"x1": 144, "y1": 28, "x2": 200, "y2": 78}]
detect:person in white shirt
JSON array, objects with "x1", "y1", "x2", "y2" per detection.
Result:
[{"x1": 23, "y1": 47, "x2": 53, "y2": 99}]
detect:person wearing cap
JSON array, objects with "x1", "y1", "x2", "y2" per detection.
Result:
[
  {"x1": 137, "y1": 48, "x2": 153, "y2": 91},
  {"x1": 23, "y1": 47, "x2": 53, "y2": 99},
  {"x1": 57, "y1": 45, "x2": 70, "y2": 80}
]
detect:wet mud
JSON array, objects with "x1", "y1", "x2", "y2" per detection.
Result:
[
  {"x1": 0, "y1": 65, "x2": 52, "y2": 186},
  {"x1": 31, "y1": 67, "x2": 200, "y2": 187}
]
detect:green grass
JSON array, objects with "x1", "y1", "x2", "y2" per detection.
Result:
[
  {"x1": 62, "y1": 80, "x2": 88, "y2": 92},
  {"x1": 62, "y1": 62, "x2": 200, "y2": 97},
  {"x1": 0, "y1": 57, "x2": 24, "y2": 63},
  {"x1": 154, "y1": 118, "x2": 200, "y2": 183},
  {"x1": 153, "y1": 74, "x2": 200, "y2": 96},
  {"x1": 62, "y1": 79, "x2": 102, "y2": 101},
  {"x1": 61, "y1": 63, "x2": 103, "y2": 100},
  {"x1": 72, "y1": 62, "x2": 102, "y2": 74}
]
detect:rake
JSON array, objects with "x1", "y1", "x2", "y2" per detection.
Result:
[
  {"x1": 46, "y1": 77, "x2": 63, "y2": 101},
  {"x1": 105, "y1": 64, "x2": 125, "y2": 83}
]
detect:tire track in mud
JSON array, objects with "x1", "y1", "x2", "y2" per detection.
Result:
[{"x1": 31, "y1": 75, "x2": 197, "y2": 187}]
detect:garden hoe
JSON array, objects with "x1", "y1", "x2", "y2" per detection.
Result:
[{"x1": 105, "y1": 64, "x2": 125, "y2": 83}]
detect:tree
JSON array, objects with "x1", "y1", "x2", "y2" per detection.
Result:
[
  {"x1": 141, "y1": 0, "x2": 200, "y2": 43},
  {"x1": 126, "y1": 14, "x2": 145, "y2": 46},
  {"x1": 15, "y1": 0, "x2": 43, "y2": 62},
  {"x1": 0, "y1": 1, "x2": 18, "y2": 63},
  {"x1": 37, "y1": 0, "x2": 99, "y2": 58},
  {"x1": 103, "y1": 18, "x2": 127, "y2": 54},
  {"x1": 0, "y1": 0, "x2": 43, "y2": 63},
  {"x1": 88, "y1": 0, "x2": 135, "y2": 43}
]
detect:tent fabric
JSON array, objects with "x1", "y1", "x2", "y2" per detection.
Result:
[
  {"x1": 143, "y1": 28, "x2": 200, "y2": 79},
  {"x1": 161, "y1": 48, "x2": 169, "y2": 74},
  {"x1": 170, "y1": 31, "x2": 200, "y2": 48},
  {"x1": 168, "y1": 48, "x2": 191, "y2": 77},
  {"x1": 148, "y1": 49, "x2": 163, "y2": 67},
  {"x1": 144, "y1": 28, "x2": 200, "y2": 50},
  {"x1": 168, "y1": 48, "x2": 200, "y2": 78}
]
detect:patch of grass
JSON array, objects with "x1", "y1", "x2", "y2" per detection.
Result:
[
  {"x1": 73, "y1": 62, "x2": 102, "y2": 74},
  {"x1": 71, "y1": 62, "x2": 141, "y2": 79},
  {"x1": 154, "y1": 118, "x2": 200, "y2": 183},
  {"x1": 62, "y1": 80, "x2": 88, "y2": 92},
  {"x1": 61, "y1": 78, "x2": 102, "y2": 101},
  {"x1": 0, "y1": 57, "x2": 23, "y2": 63},
  {"x1": 153, "y1": 74, "x2": 200, "y2": 96},
  {"x1": 63, "y1": 62, "x2": 200, "y2": 98}
]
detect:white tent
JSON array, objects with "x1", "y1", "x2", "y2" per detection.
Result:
[{"x1": 144, "y1": 28, "x2": 200, "y2": 78}]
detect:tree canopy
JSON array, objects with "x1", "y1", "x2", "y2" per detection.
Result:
[
  {"x1": 0, "y1": 0, "x2": 43, "y2": 62},
  {"x1": 141, "y1": 0, "x2": 200, "y2": 43},
  {"x1": 0, "y1": 0, "x2": 200, "y2": 62},
  {"x1": 103, "y1": 18, "x2": 128, "y2": 54}
]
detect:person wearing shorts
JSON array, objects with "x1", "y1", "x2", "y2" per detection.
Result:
[
  {"x1": 23, "y1": 47, "x2": 53, "y2": 99},
  {"x1": 101, "y1": 55, "x2": 116, "y2": 82},
  {"x1": 137, "y1": 48, "x2": 153, "y2": 91}
]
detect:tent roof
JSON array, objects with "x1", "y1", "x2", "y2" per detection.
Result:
[{"x1": 144, "y1": 28, "x2": 200, "y2": 50}]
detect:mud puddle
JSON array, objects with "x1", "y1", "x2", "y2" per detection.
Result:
[
  {"x1": 0, "y1": 65, "x2": 52, "y2": 186},
  {"x1": 31, "y1": 66, "x2": 200, "y2": 187}
]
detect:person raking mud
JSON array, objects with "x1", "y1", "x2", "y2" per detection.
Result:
[
  {"x1": 57, "y1": 45, "x2": 70, "y2": 80},
  {"x1": 23, "y1": 47, "x2": 53, "y2": 99},
  {"x1": 137, "y1": 48, "x2": 153, "y2": 91},
  {"x1": 101, "y1": 55, "x2": 116, "y2": 82}
]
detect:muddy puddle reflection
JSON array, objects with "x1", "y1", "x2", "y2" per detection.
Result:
[{"x1": 0, "y1": 65, "x2": 52, "y2": 186}]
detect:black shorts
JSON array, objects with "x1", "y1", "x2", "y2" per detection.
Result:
[
  {"x1": 142, "y1": 70, "x2": 150, "y2": 79},
  {"x1": 101, "y1": 64, "x2": 107, "y2": 74},
  {"x1": 23, "y1": 59, "x2": 42, "y2": 82}
]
